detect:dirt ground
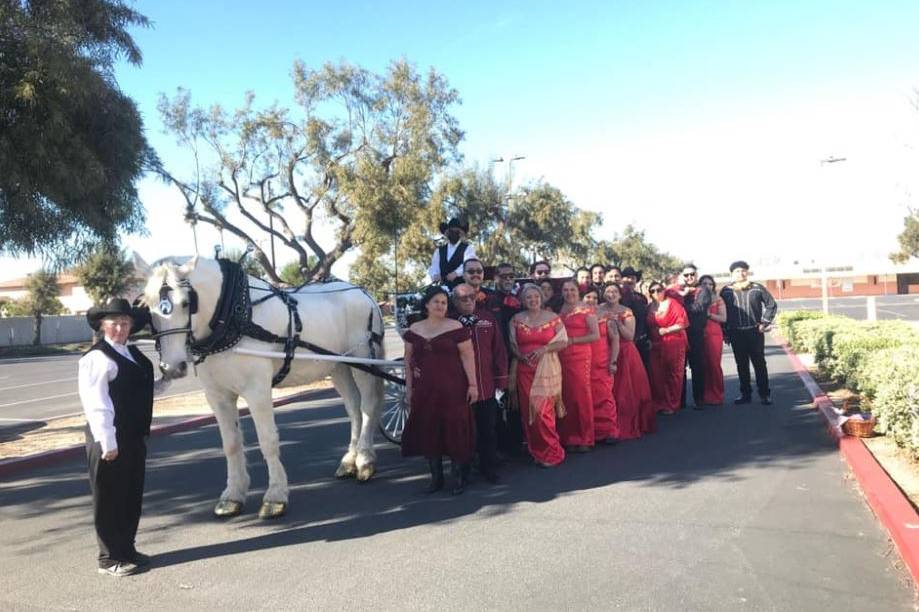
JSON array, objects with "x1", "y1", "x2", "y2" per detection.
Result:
[{"x1": 0, "y1": 380, "x2": 333, "y2": 460}]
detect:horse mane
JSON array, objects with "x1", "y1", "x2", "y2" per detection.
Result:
[{"x1": 140, "y1": 262, "x2": 180, "y2": 308}]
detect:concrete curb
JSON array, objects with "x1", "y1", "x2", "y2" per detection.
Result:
[
  {"x1": 779, "y1": 338, "x2": 919, "y2": 583},
  {"x1": 0, "y1": 387, "x2": 331, "y2": 480}
]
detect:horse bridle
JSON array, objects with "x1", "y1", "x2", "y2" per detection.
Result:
[{"x1": 150, "y1": 278, "x2": 199, "y2": 354}]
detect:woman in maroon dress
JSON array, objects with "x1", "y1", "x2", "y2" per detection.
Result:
[
  {"x1": 602, "y1": 283, "x2": 654, "y2": 437},
  {"x1": 557, "y1": 279, "x2": 599, "y2": 452},
  {"x1": 582, "y1": 286, "x2": 618, "y2": 444},
  {"x1": 509, "y1": 284, "x2": 568, "y2": 467},
  {"x1": 698, "y1": 275, "x2": 727, "y2": 405},
  {"x1": 646, "y1": 281, "x2": 689, "y2": 415},
  {"x1": 402, "y1": 286, "x2": 479, "y2": 494}
]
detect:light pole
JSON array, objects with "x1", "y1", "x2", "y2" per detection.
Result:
[
  {"x1": 490, "y1": 155, "x2": 526, "y2": 192},
  {"x1": 818, "y1": 156, "x2": 848, "y2": 314}
]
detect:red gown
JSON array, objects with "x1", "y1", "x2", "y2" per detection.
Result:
[
  {"x1": 613, "y1": 308, "x2": 654, "y2": 438},
  {"x1": 590, "y1": 313, "x2": 618, "y2": 441},
  {"x1": 557, "y1": 306, "x2": 595, "y2": 447},
  {"x1": 702, "y1": 301, "x2": 725, "y2": 405},
  {"x1": 514, "y1": 317, "x2": 565, "y2": 466},
  {"x1": 647, "y1": 300, "x2": 689, "y2": 413},
  {"x1": 401, "y1": 327, "x2": 475, "y2": 463}
]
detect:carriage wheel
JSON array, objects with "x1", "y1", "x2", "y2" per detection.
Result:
[{"x1": 379, "y1": 360, "x2": 409, "y2": 445}]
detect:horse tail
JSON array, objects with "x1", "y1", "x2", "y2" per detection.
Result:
[{"x1": 366, "y1": 295, "x2": 385, "y2": 362}]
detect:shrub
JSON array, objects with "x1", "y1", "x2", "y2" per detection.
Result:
[
  {"x1": 860, "y1": 345, "x2": 919, "y2": 459},
  {"x1": 825, "y1": 322, "x2": 918, "y2": 390},
  {"x1": 789, "y1": 316, "x2": 856, "y2": 356},
  {"x1": 776, "y1": 310, "x2": 826, "y2": 348}
]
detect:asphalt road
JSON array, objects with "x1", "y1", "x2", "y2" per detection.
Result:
[
  {"x1": 0, "y1": 346, "x2": 203, "y2": 425},
  {"x1": 776, "y1": 294, "x2": 919, "y2": 321},
  {"x1": 0, "y1": 328, "x2": 405, "y2": 426},
  {"x1": 0, "y1": 341, "x2": 914, "y2": 611}
]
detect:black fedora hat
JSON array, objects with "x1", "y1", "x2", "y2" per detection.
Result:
[
  {"x1": 86, "y1": 298, "x2": 149, "y2": 334},
  {"x1": 621, "y1": 266, "x2": 643, "y2": 281},
  {"x1": 438, "y1": 217, "x2": 469, "y2": 235},
  {"x1": 729, "y1": 260, "x2": 750, "y2": 272}
]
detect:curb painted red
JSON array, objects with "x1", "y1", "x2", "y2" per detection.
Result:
[
  {"x1": 779, "y1": 338, "x2": 919, "y2": 583},
  {"x1": 0, "y1": 387, "x2": 331, "y2": 480}
]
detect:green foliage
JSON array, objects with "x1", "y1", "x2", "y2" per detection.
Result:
[
  {"x1": 603, "y1": 225, "x2": 686, "y2": 282},
  {"x1": 277, "y1": 258, "x2": 318, "y2": 286},
  {"x1": 22, "y1": 270, "x2": 65, "y2": 345},
  {"x1": 890, "y1": 209, "x2": 919, "y2": 264},
  {"x1": 157, "y1": 58, "x2": 462, "y2": 288},
  {"x1": 75, "y1": 247, "x2": 136, "y2": 303},
  {"x1": 781, "y1": 311, "x2": 919, "y2": 459},
  {"x1": 0, "y1": 1, "x2": 152, "y2": 262},
  {"x1": 775, "y1": 310, "x2": 827, "y2": 347},
  {"x1": 222, "y1": 248, "x2": 268, "y2": 280}
]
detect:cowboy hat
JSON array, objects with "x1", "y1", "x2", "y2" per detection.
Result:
[
  {"x1": 86, "y1": 298, "x2": 149, "y2": 334},
  {"x1": 620, "y1": 266, "x2": 643, "y2": 281},
  {"x1": 438, "y1": 217, "x2": 469, "y2": 235}
]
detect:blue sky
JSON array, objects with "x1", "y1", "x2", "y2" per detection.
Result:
[{"x1": 6, "y1": 0, "x2": 919, "y2": 279}]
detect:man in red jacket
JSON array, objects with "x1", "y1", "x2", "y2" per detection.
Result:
[{"x1": 452, "y1": 283, "x2": 509, "y2": 484}]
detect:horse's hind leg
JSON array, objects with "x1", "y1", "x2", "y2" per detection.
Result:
[
  {"x1": 206, "y1": 387, "x2": 250, "y2": 517},
  {"x1": 353, "y1": 368, "x2": 383, "y2": 481},
  {"x1": 331, "y1": 365, "x2": 361, "y2": 479},
  {"x1": 243, "y1": 387, "x2": 289, "y2": 519}
]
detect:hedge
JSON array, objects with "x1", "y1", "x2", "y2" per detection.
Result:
[{"x1": 780, "y1": 310, "x2": 919, "y2": 460}]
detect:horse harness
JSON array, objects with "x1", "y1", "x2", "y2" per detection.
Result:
[{"x1": 151, "y1": 259, "x2": 403, "y2": 386}]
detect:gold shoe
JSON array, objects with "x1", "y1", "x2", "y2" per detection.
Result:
[
  {"x1": 214, "y1": 500, "x2": 244, "y2": 518},
  {"x1": 258, "y1": 501, "x2": 287, "y2": 520}
]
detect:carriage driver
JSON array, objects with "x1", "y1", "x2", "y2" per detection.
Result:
[
  {"x1": 428, "y1": 217, "x2": 476, "y2": 289},
  {"x1": 78, "y1": 298, "x2": 156, "y2": 577}
]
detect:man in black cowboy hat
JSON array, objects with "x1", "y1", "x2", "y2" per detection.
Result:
[
  {"x1": 428, "y1": 217, "x2": 476, "y2": 289},
  {"x1": 78, "y1": 298, "x2": 155, "y2": 577}
]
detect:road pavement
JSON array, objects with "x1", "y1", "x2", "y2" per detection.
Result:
[
  {"x1": 0, "y1": 340, "x2": 914, "y2": 611},
  {"x1": 777, "y1": 294, "x2": 919, "y2": 321}
]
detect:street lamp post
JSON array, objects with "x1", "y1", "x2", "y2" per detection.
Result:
[{"x1": 818, "y1": 155, "x2": 848, "y2": 314}]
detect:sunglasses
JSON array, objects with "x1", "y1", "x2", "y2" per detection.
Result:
[
  {"x1": 683, "y1": 272, "x2": 696, "y2": 278},
  {"x1": 465, "y1": 269, "x2": 484, "y2": 275},
  {"x1": 455, "y1": 294, "x2": 476, "y2": 301},
  {"x1": 649, "y1": 288, "x2": 663, "y2": 293}
]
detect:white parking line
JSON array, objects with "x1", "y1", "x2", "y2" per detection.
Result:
[
  {"x1": 0, "y1": 391, "x2": 78, "y2": 408},
  {"x1": 0, "y1": 377, "x2": 75, "y2": 392},
  {"x1": 0, "y1": 417, "x2": 46, "y2": 423}
]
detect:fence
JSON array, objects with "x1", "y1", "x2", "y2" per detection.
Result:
[{"x1": 0, "y1": 315, "x2": 94, "y2": 346}]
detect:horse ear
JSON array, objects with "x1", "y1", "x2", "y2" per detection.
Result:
[{"x1": 178, "y1": 255, "x2": 199, "y2": 276}]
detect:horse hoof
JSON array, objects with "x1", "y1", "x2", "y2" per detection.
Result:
[
  {"x1": 258, "y1": 501, "x2": 287, "y2": 520},
  {"x1": 214, "y1": 500, "x2": 244, "y2": 518},
  {"x1": 356, "y1": 465, "x2": 375, "y2": 482},
  {"x1": 335, "y1": 464, "x2": 357, "y2": 479}
]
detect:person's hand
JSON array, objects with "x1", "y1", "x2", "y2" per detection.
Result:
[
  {"x1": 467, "y1": 385, "x2": 479, "y2": 404},
  {"x1": 608, "y1": 362, "x2": 618, "y2": 375},
  {"x1": 102, "y1": 449, "x2": 118, "y2": 462},
  {"x1": 446, "y1": 272, "x2": 458, "y2": 281},
  {"x1": 758, "y1": 323, "x2": 771, "y2": 333}
]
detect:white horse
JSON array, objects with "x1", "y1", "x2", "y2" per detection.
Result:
[{"x1": 142, "y1": 256, "x2": 385, "y2": 519}]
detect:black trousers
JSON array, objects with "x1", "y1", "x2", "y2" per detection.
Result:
[
  {"x1": 495, "y1": 395, "x2": 525, "y2": 457},
  {"x1": 682, "y1": 333, "x2": 706, "y2": 407},
  {"x1": 472, "y1": 397, "x2": 499, "y2": 473},
  {"x1": 730, "y1": 328, "x2": 770, "y2": 398},
  {"x1": 86, "y1": 429, "x2": 146, "y2": 567}
]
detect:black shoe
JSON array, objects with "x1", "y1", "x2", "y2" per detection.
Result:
[
  {"x1": 452, "y1": 464, "x2": 470, "y2": 495},
  {"x1": 130, "y1": 551, "x2": 151, "y2": 567},
  {"x1": 760, "y1": 395, "x2": 773, "y2": 406},
  {"x1": 98, "y1": 562, "x2": 139, "y2": 577},
  {"x1": 424, "y1": 457, "x2": 444, "y2": 493},
  {"x1": 734, "y1": 395, "x2": 752, "y2": 405}
]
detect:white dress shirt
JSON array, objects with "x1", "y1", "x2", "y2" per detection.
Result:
[
  {"x1": 77, "y1": 338, "x2": 138, "y2": 454},
  {"x1": 428, "y1": 242, "x2": 477, "y2": 282}
]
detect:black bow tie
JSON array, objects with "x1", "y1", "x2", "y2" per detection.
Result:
[{"x1": 459, "y1": 314, "x2": 478, "y2": 327}]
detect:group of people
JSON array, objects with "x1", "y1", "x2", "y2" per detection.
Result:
[{"x1": 402, "y1": 218, "x2": 779, "y2": 492}]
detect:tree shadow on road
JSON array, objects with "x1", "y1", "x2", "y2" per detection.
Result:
[{"x1": 1, "y1": 344, "x2": 837, "y2": 569}]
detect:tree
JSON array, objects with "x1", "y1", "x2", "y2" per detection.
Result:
[
  {"x1": 600, "y1": 225, "x2": 686, "y2": 281},
  {"x1": 156, "y1": 58, "x2": 463, "y2": 286},
  {"x1": 0, "y1": 1, "x2": 152, "y2": 263},
  {"x1": 21, "y1": 270, "x2": 65, "y2": 345},
  {"x1": 75, "y1": 247, "x2": 137, "y2": 303},
  {"x1": 890, "y1": 210, "x2": 919, "y2": 263}
]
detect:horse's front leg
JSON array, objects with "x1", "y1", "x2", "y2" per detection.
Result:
[
  {"x1": 353, "y1": 369, "x2": 384, "y2": 482},
  {"x1": 206, "y1": 387, "x2": 250, "y2": 518},
  {"x1": 244, "y1": 387, "x2": 290, "y2": 519},
  {"x1": 331, "y1": 366, "x2": 362, "y2": 479}
]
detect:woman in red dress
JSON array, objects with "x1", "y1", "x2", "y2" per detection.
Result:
[
  {"x1": 646, "y1": 281, "x2": 689, "y2": 415},
  {"x1": 509, "y1": 284, "x2": 568, "y2": 467},
  {"x1": 582, "y1": 286, "x2": 619, "y2": 444},
  {"x1": 557, "y1": 279, "x2": 599, "y2": 452},
  {"x1": 602, "y1": 283, "x2": 654, "y2": 437},
  {"x1": 402, "y1": 286, "x2": 479, "y2": 494},
  {"x1": 698, "y1": 275, "x2": 727, "y2": 405}
]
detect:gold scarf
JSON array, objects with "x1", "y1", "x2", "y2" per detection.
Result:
[{"x1": 510, "y1": 326, "x2": 568, "y2": 425}]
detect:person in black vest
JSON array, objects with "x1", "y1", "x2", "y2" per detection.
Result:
[
  {"x1": 78, "y1": 298, "x2": 155, "y2": 577},
  {"x1": 428, "y1": 217, "x2": 476, "y2": 289}
]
